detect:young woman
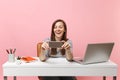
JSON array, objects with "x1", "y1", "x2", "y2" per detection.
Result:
[{"x1": 39, "y1": 19, "x2": 76, "y2": 80}]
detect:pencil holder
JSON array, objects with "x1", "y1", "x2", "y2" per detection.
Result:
[{"x1": 8, "y1": 54, "x2": 15, "y2": 62}]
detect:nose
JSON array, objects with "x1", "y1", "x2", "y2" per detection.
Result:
[{"x1": 55, "y1": 27, "x2": 60, "y2": 31}]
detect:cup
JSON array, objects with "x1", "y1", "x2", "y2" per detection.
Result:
[{"x1": 8, "y1": 54, "x2": 15, "y2": 62}]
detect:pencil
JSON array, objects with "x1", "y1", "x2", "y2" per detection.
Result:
[
  {"x1": 13, "y1": 49, "x2": 16, "y2": 54},
  {"x1": 6, "y1": 49, "x2": 9, "y2": 54}
]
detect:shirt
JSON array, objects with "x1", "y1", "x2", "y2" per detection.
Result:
[{"x1": 43, "y1": 38, "x2": 73, "y2": 58}]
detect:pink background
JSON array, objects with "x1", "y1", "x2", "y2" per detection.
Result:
[{"x1": 0, "y1": 0, "x2": 120, "y2": 80}]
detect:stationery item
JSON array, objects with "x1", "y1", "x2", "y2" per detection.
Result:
[
  {"x1": 6, "y1": 48, "x2": 16, "y2": 54},
  {"x1": 17, "y1": 56, "x2": 21, "y2": 60},
  {"x1": 6, "y1": 49, "x2": 9, "y2": 54},
  {"x1": 16, "y1": 56, "x2": 22, "y2": 65},
  {"x1": 21, "y1": 56, "x2": 37, "y2": 63},
  {"x1": 6, "y1": 48, "x2": 16, "y2": 63},
  {"x1": 8, "y1": 54, "x2": 15, "y2": 62},
  {"x1": 10, "y1": 49, "x2": 12, "y2": 54},
  {"x1": 13, "y1": 49, "x2": 16, "y2": 54}
]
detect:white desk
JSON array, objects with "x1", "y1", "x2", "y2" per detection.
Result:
[{"x1": 3, "y1": 57, "x2": 117, "y2": 80}]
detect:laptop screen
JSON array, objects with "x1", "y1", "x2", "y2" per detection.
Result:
[{"x1": 82, "y1": 42, "x2": 114, "y2": 64}]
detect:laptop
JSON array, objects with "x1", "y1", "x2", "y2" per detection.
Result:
[{"x1": 74, "y1": 42, "x2": 114, "y2": 64}]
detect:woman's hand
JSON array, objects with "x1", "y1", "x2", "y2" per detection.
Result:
[
  {"x1": 61, "y1": 41, "x2": 71, "y2": 50},
  {"x1": 40, "y1": 42, "x2": 49, "y2": 62},
  {"x1": 41, "y1": 42, "x2": 50, "y2": 50},
  {"x1": 61, "y1": 41, "x2": 73, "y2": 61}
]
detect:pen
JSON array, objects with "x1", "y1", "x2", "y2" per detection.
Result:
[
  {"x1": 13, "y1": 48, "x2": 16, "y2": 54},
  {"x1": 6, "y1": 49, "x2": 9, "y2": 54},
  {"x1": 10, "y1": 49, "x2": 12, "y2": 54}
]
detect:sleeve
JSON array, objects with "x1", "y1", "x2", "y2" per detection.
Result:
[
  {"x1": 67, "y1": 39, "x2": 73, "y2": 53},
  {"x1": 42, "y1": 37, "x2": 51, "y2": 57},
  {"x1": 43, "y1": 37, "x2": 50, "y2": 42}
]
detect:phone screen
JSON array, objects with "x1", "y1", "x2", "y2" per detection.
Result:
[{"x1": 49, "y1": 41, "x2": 64, "y2": 48}]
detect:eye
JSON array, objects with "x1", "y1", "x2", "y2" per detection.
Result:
[
  {"x1": 54, "y1": 26, "x2": 57, "y2": 29},
  {"x1": 59, "y1": 25, "x2": 64, "y2": 29}
]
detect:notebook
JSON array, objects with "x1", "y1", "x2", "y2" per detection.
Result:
[
  {"x1": 21, "y1": 56, "x2": 37, "y2": 63},
  {"x1": 74, "y1": 42, "x2": 114, "y2": 64}
]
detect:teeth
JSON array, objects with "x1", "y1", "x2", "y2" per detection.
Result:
[{"x1": 56, "y1": 32, "x2": 61, "y2": 34}]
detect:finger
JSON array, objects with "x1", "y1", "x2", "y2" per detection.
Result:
[
  {"x1": 61, "y1": 42, "x2": 66, "y2": 48},
  {"x1": 44, "y1": 43, "x2": 49, "y2": 49},
  {"x1": 62, "y1": 42, "x2": 70, "y2": 49},
  {"x1": 46, "y1": 43, "x2": 50, "y2": 49},
  {"x1": 65, "y1": 43, "x2": 70, "y2": 49},
  {"x1": 41, "y1": 44, "x2": 46, "y2": 49},
  {"x1": 42, "y1": 42, "x2": 49, "y2": 50},
  {"x1": 64, "y1": 45, "x2": 70, "y2": 50}
]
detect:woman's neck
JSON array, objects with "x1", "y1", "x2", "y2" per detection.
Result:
[{"x1": 55, "y1": 37, "x2": 61, "y2": 41}]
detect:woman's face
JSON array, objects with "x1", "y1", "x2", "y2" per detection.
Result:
[{"x1": 54, "y1": 22, "x2": 65, "y2": 40}]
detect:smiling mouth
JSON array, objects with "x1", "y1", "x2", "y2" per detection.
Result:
[{"x1": 55, "y1": 32, "x2": 62, "y2": 34}]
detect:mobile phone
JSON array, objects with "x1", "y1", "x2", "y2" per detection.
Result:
[{"x1": 48, "y1": 41, "x2": 64, "y2": 48}]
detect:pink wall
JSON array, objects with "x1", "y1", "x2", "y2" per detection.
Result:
[{"x1": 0, "y1": 0, "x2": 120, "y2": 80}]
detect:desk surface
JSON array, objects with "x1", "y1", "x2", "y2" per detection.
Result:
[{"x1": 3, "y1": 57, "x2": 117, "y2": 76}]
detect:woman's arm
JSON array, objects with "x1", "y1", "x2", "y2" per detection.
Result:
[
  {"x1": 39, "y1": 42, "x2": 49, "y2": 62},
  {"x1": 39, "y1": 49, "x2": 47, "y2": 62},
  {"x1": 65, "y1": 49, "x2": 73, "y2": 61},
  {"x1": 62, "y1": 40, "x2": 73, "y2": 61}
]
